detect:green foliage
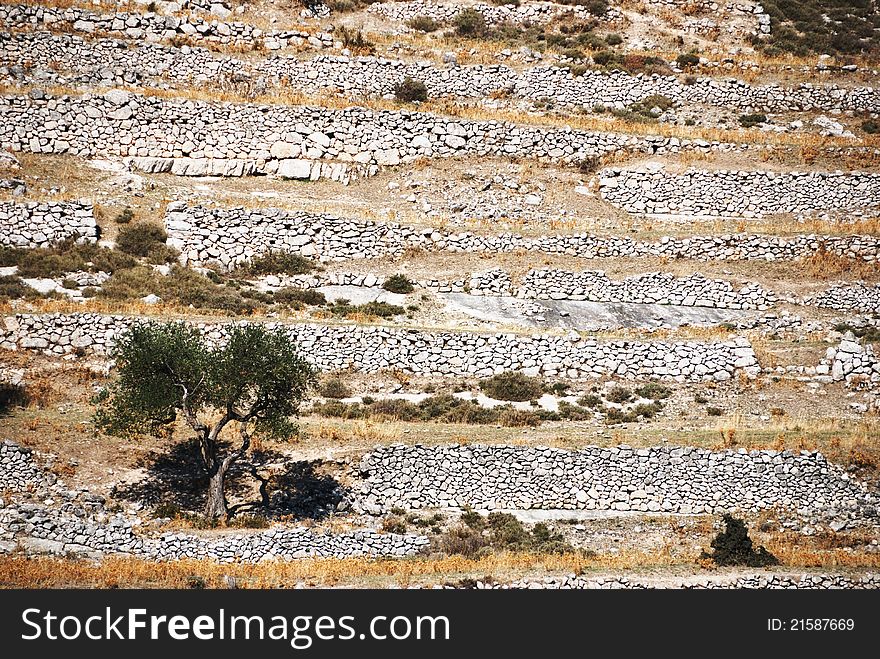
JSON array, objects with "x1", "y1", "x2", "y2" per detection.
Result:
[
  {"x1": 0, "y1": 382, "x2": 29, "y2": 416},
  {"x1": 676, "y1": 52, "x2": 700, "y2": 68},
  {"x1": 755, "y1": 0, "x2": 879, "y2": 56},
  {"x1": 701, "y1": 514, "x2": 779, "y2": 567},
  {"x1": 861, "y1": 119, "x2": 880, "y2": 134},
  {"x1": 99, "y1": 265, "x2": 256, "y2": 314},
  {"x1": 113, "y1": 207, "x2": 134, "y2": 224},
  {"x1": 606, "y1": 387, "x2": 632, "y2": 404},
  {"x1": 739, "y1": 113, "x2": 767, "y2": 128},
  {"x1": 394, "y1": 77, "x2": 428, "y2": 103},
  {"x1": 833, "y1": 322, "x2": 880, "y2": 343},
  {"x1": 310, "y1": 393, "x2": 541, "y2": 427},
  {"x1": 94, "y1": 322, "x2": 316, "y2": 441},
  {"x1": 115, "y1": 223, "x2": 168, "y2": 257},
  {"x1": 479, "y1": 371, "x2": 545, "y2": 402},
  {"x1": 273, "y1": 287, "x2": 326, "y2": 306},
  {"x1": 453, "y1": 8, "x2": 488, "y2": 37},
  {"x1": 382, "y1": 274, "x2": 415, "y2": 294},
  {"x1": 407, "y1": 15, "x2": 440, "y2": 32},
  {"x1": 634, "y1": 383, "x2": 672, "y2": 400},
  {"x1": 577, "y1": 394, "x2": 603, "y2": 408},
  {"x1": 438, "y1": 511, "x2": 578, "y2": 557},
  {"x1": 10, "y1": 240, "x2": 136, "y2": 278},
  {"x1": 0, "y1": 275, "x2": 40, "y2": 300},
  {"x1": 319, "y1": 376, "x2": 351, "y2": 399},
  {"x1": 239, "y1": 252, "x2": 317, "y2": 276},
  {"x1": 328, "y1": 299, "x2": 406, "y2": 318},
  {"x1": 604, "y1": 33, "x2": 623, "y2": 46}
]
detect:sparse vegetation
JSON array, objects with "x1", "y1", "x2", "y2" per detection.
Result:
[
  {"x1": 237, "y1": 252, "x2": 317, "y2": 277},
  {"x1": 382, "y1": 274, "x2": 415, "y2": 294},
  {"x1": 406, "y1": 16, "x2": 441, "y2": 32},
  {"x1": 436, "y1": 510, "x2": 579, "y2": 558},
  {"x1": 310, "y1": 394, "x2": 541, "y2": 427},
  {"x1": 738, "y1": 113, "x2": 767, "y2": 128},
  {"x1": 479, "y1": 372, "x2": 545, "y2": 402},
  {"x1": 318, "y1": 377, "x2": 351, "y2": 400}
]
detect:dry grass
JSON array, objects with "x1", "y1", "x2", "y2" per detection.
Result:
[
  {"x1": 0, "y1": 550, "x2": 686, "y2": 589},
  {"x1": 799, "y1": 246, "x2": 880, "y2": 281}
]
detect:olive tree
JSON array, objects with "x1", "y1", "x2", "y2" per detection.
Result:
[{"x1": 95, "y1": 322, "x2": 316, "y2": 520}]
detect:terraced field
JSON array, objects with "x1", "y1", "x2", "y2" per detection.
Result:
[{"x1": 0, "y1": 0, "x2": 878, "y2": 589}]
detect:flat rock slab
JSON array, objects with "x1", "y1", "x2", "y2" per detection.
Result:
[{"x1": 441, "y1": 294, "x2": 755, "y2": 331}]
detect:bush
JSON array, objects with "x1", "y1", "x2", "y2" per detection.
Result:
[
  {"x1": 497, "y1": 408, "x2": 541, "y2": 427},
  {"x1": 676, "y1": 52, "x2": 700, "y2": 68},
  {"x1": 12, "y1": 241, "x2": 136, "y2": 278},
  {"x1": 604, "y1": 33, "x2": 623, "y2": 46},
  {"x1": 436, "y1": 511, "x2": 576, "y2": 557},
  {"x1": 706, "y1": 406, "x2": 724, "y2": 416},
  {"x1": 382, "y1": 274, "x2": 414, "y2": 294},
  {"x1": 701, "y1": 514, "x2": 779, "y2": 567},
  {"x1": 577, "y1": 394, "x2": 603, "y2": 408},
  {"x1": 337, "y1": 25, "x2": 375, "y2": 53},
  {"x1": 634, "y1": 383, "x2": 672, "y2": 400},
  {"x1": 274, "y1": 287, "x2": 326, "y2": 306},
  {"x1": 407, "y1": 15, "x2": 440, "y2": 32},
  {"x1": 556, "y1": 401, "x2": 593, "y2": 421},
  {"x1": 453, "y1": 8, "x2": 488, "y2": 37},
  {"x1": 861, "y1": 119, "x2": 880, "y2": 134},
  {"x1": 479, "y1": 372, "x2": 545, "y2": 402},
  {"x1": 584, "y1": 0, "x2": 608, "y2": 14},
  {"x1": 606, "y1": 387, "x2": 632, "y2": 404},
  {"x1": 319, "y1": 377, "x2": 351, "y2": 399},
  {"x1": 116, "y1": 223, "x2": 168, "y2": 257},
  {"x1": 242, "y1": 252, "x2": 316, "y2": 276},
  {"x1": 113, "y1": 207, "x2": 134, "y2": 224},
  {"x1": 394, "y1": 77, "x2": 428, "y2": 103},
  {"x1": 0, "y1": 275, "x2": 38, "y2": 300},
  {"x1": 0, "y1": 382, "x2": 29, "y2": 415},
  {"x1": 739, "y1": 113, "x2": 767, "y2": 128}
]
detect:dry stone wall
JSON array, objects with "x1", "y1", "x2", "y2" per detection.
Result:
[
  {"x1": 164, "y1": 204, "x2": 880, "y2": 266},
  {"x1": 0, "y1": 313, "x2": 760, "y2": 381},
  {"x1": 518, "y1": 269, "x2": 776, "y2": 309},
  {"x1": 809, "y1": 283, "x2": 880, "y2": 315},
  {"x1": 0, "y1": 201, "x2": 98, "y2": 247},
  {"x1": 1, "y1": 90, "x2": 742, "y2": 177},
  {"x1": 478, "y1": 574, "x2": 880, "y2": 589},
  {"x1": 356, "y1": 444, "x2": 879, "y2": 527},
  {"x1": 598, "y1": 167, "x2": 880, "y2": 218},
  {"x1": 0, "y1": 440, "x2": 429, "y2": 560},
  {"x1": 0, "y1": 3, "x2": 333, "y2": 51},
  {"x1": 6, "y1": 31, "x2": 878, "y2": 114}
]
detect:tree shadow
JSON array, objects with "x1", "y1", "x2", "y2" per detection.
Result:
[{"x1": 111, "y1": 440, "x2": 347, "y2": 521}]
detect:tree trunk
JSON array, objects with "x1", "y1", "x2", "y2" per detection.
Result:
[{"x1": 205, "y1": 464, "x2": 229, "y2": 520}]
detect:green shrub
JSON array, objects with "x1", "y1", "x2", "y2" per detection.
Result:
[
  {"x1": 479, "y1": 372, "x2": 545, "y2": 402},
  {"x1": 394, "y1": 77, "x2": 428, "y2": 103},
  {"x1": 0, "y1": 275, "x2": 38, "y2": 300},
  {"x1": 116, "y1": 223, "x2": 168, "y2": 257},
  {"x1": 556, "y1": 401, "x2": 593, "y2": 421},
  {"x1": 274, "y1": 287, "x2": 326, "y2": 306},
  {"x1": 382, "y1": 274, "x2": 414, "y2": 294},
  {"x1": 605, "y1": 33, "x2": 623, "y2": 46},
  {"x1": 676, "y1": 52, "x2": 700, "y2": 68},
  {"x1": 738, "y1": 113, "x2": 767, "y2": 128},
  {"x1": 407, "y1": 15, "x2": 440, "y2": 32},
  {"x1": 861, "y1": 119, "x2": 880, "y2": 134},
  {"x1": 453, "y1": 8, "x2": 488, "y2": 37},
  {"x1": 498, "y1": 408, "x2": 541, "y2": 427},
  {"x1": 577, "y1": 394, "x2": 603, "y2": 408},
  {"x1": 700, "y1": 514, "x2": 779, "y2": 567},
  {"x1": 634, "y1": 383, "x2": 672, "y2": 400},
  {"x1": 242, "y1": 252, "x2": 316, "y2": 276},
  {"x1": 319, "y1": 377, "x2": 351, "y2": 399},
  {"x1": 606, "y1": 387, "x2": 632, "y2": 404},
  {"x1": 12, "y1": 241, "x2": 136, "y2": 278},
  {"x1": 706, "y1": 406, "x2": 724, "y2": 416},
  {"x1": 113, "y1": 207, "x2": 134, "y2": 224},
  {"x1": 0, "y1": 382, "x2": 30, "y2": 415}
]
